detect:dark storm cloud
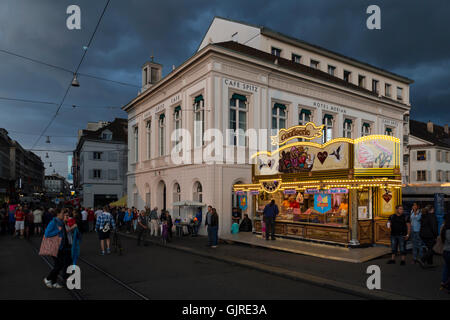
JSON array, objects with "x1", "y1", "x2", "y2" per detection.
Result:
[{"x1": 0, "y1": 0, "x2": 449, "y2": 177}]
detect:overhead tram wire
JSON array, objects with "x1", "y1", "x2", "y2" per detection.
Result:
[
  {"x1": 0, "y1": 96, "x2": 123, "y2": 110},
  {"x1": 0, "y1": 49, "x2": 139, "y2": 88},
  {"x1": 31, "y1": 0, "x2": 111, "y2": 149}
]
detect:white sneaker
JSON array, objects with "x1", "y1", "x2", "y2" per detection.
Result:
[
  {"x1": 52, "y1": 283, "x2": 64, "y2": 289},
  {"x1": 43, "y1": 278, "x2": 53, "y2": 288}
]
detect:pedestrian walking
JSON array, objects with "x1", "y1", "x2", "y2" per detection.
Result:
[
  {"x1": 14, "y1": 205, "x2": 25, "y2": 239},
  {"x1": 420, "y1": 205, "x2": 438, "y2": 267},
  {"x1": 132, "y1": 208, "x2": 138, "y2": 232},
  {"x1": 87, "y1": 208, "x2": 95, "y2": 232},
  {"x1": 409, "y1": 203, "x2": 423, "y2": 264},
  {"x1": 94, "y1": 207, "x2": 103, "y2": 231},
  {"x1": 8, "y1": 205, "x2": 16, "y2": 235},
  {"x1": 137, "y1": 210, "x2": 149, "y2": 246},
  {"x1": 161, "y1": 219, "x2": 169, "y2": 245},
  {"x1": 43, "y1": 209, "x2": 73, "y2": 289},
  {"x1": 33, "y1": 207, "x2": 44, "y2": 236},
  {"x1": 149, "y1": 207, "x2": 159, "y2": 237},
  {"x1": 387, "y1": 205, "x2": 410, "y2": 265},
  {"x1": 439, "y1": 214, "x2": 450, "y2": 292},
  {"x1": 124, "y1": 208, "x2": 133, "y2": 233},
  {"x1": 205, "y1": 206, "x2": 219, "y2": 248},
  {"x1": 166, "y1": 211, "x2": 173, "y2": 241},
  {"x1": 95, "y1": 206, "x2": 116, "y2": 255},
  {"x1": 80, "y1": 207, "x2": 88, "y2": 233},
  {"x1": 263, "y1": 200, "x2": 279, "y2": 240}
]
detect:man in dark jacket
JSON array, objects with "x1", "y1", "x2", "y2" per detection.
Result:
[
  {"x1": 387, "y1": 205, "x2": 410, "y2": 265},
  {"x1": 263, "y1": 200, "x2": 279, "y2": 240},
  {"x1": 420, "y1": 205, "x2": 438, "y2": 266},
  {"x1": 205, "y1": 206, "x2": 219, "y2": 248}
]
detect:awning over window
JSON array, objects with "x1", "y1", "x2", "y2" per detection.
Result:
[
  {"x1": 300, "y1": 109, "x2": 311, "y2": 115},
  {"x1": 174, "y1": 106, "x2": 181, "y2": 113},
  {"x1": 362, "y1": 122, "x2": 371, "y2": 128},
  {"x1": 159, "y1": 113, "x2": 165, "y2": 120},
  {"x1": 323, "y1": 114, "x2": 333, "y2": 120},
  {"x1": 344, "y1": 118, "x2": 353, "y2": 125},
  {"x1": 231, "y1": 93, "x2": 247, "y2": 101},
  {"x1": 194, "y1": 95, "x2": 203, "y2": 103},
  {"x1": 274, "y1": 103, "x2": 286, "y2": 110}
]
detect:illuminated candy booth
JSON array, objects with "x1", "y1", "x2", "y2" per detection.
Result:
[{"x1": 233, "y1": 123, "x2": 402, "y2": 246}]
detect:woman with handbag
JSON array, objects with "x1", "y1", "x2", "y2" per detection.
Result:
[{"x1": 43, "y1": 209, "x2": 72, "y2": 289}]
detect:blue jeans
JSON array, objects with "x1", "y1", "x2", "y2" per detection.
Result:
[
  {"x1": 443, "y1": 251, "x2": 450, "y2": 284},
  {"x1": 411, "y1": 231, "x2": 423, "y2": 260},
  {"x1": 391, "y1": 235, "x2": 406, "y2": 255},
  {"x1": 207, "y1": 226, "x2": 218, "y2": 246}
]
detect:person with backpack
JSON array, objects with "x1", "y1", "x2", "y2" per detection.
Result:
[
  {"x1": 419, "y1": 205, "x2": 438, "y2": 267},
  {"x1": 95, "y1": 206, "x2": 116, "y2": 255}
]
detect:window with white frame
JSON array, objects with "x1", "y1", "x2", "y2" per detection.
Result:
[
  {"x1": 436, "y1": 150, "x2": 442, "y2": 162},
  {"x1": 146, "y1": 120, "x2": 151, "y2": 159},
  {"x1": 358, "y1": 75, "x2": 366, "y2": 88},
  {"x1": 174, "y1": 106, "x2": 182, "y2": 152},
  {"x1": 343, "y1": 119, "x2": 353, "y2": 138},
  {"x1": 310, "y1": 59, "x2": 319, "y2": 69},
  {"x1": 299, "y1": 108, "x2": 312, "y2": 126},
  {"x1": 93, "y1": 169, "x2": 102, "y2": 179},
  {"x1": 385, "y1": 83, "x2": 391, "y2": 97},
  {"x1": 397, "y1": 87, "x2": 403, "y2": 101},
  {"x1": 328, "y1": 65, "x2": 336, "y2": 76},
  {"x1": 292, "y1": 53, "x2": 301, "y2": 63},
  {"x1": 385, "y1": 126, "x2": 394, "y2": 136},
  {"x1": 194, "y1": 95, "x2": 204, "y2": 148},
  {"x1": 271, "y1": 47, "x2": 281, "y2": 57},
  {"x1": 133, "y1": 126, "x2": 139, "y2": 162},
  {"x1": 229, "y1": 93, "x2": 247, "y2": 146},
  {"x1": 158, "y1": 113, "x2": 165, "y2": 156},
  {"x1": 93, "y1": 152, "x2": 102, "y2": 160},
  {"x1": 173, "y1": 183, "x2": 181, "y2": 203},
  {"x1": 417, "y1": 170, "x2": 426, "y2": 181},
  {"x1": 372, "y1": 79, "x2": 379, "y2": 94},
  {"x1": 193, "y1": 182, "x2": 203, "y2": 202},
  {"x1": 343, "y1": 70, "x2": 351, "y2": 82},
  {"x1": 272, "y1": 103, "x2": 287, "y2": 131},
  {"x1": 437, "y1": 170, "x2": 442, "y2": 182},
  {"x1": 361, "y1": 122, "x2": 371, "y2": 136},
  {"x1": 323, "y1": 114, "x2": 334, "y2": 143}
]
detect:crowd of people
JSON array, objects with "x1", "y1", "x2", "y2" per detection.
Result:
[{"x1": 387, "y1": 203, "x2": 450, "y2": 293}]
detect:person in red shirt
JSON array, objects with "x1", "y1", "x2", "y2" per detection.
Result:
[
  {"x1": 87, "y1": 208, "x2": 95, "y2": 232},
  {"x1": 14, "y1": 205, "x2": 25, "y2": 238}
]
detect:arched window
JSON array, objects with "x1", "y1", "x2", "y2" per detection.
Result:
[
  {"x1": 193, "y1": 182, "x2": 203, "y2": 203},
  {"x1": 173, "y1": 183, "x2": 181, "y2": 202}
]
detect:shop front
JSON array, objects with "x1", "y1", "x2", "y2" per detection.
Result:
[{"x1": 233, "y1": 123, "x2": 402, "y2": 247}]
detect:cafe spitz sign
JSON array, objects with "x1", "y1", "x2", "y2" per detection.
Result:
[{"x1": 271, "y1": 122, "x2": 324, "y2": 146}]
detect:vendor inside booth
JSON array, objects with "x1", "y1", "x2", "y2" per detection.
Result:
[{"x1": 233, "y1": 123, "x2": 402, "y2": 247}]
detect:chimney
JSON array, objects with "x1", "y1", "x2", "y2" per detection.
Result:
[
  {"x1": 427, "y1": 120, "x2": 433, "y2": 134},
  {"x1": 445, "y1": 124, "x2": 449, "y2": 135},
  {"x1": 141, "y1": 55, "x2": 162, "y2": 91}
]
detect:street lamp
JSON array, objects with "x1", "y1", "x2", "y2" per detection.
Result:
[{"x1": 71, "y1": 73, "x2": 80, "y2": 87}]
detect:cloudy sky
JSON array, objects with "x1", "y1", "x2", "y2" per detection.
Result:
[{"x1": 0, "y1": 0, "x2": 449, "y2": 179}]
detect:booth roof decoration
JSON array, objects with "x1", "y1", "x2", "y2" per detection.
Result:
[{"x1": 271, "y1": 122, "x2": 324, "y2": 146}]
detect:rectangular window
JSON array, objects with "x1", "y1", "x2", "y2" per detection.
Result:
[
  {"x1": 93, "y1": 169, "x2": 102, "y2": 179},
  {"x1": 298, "y1": 109, "x2": 312, "y2": 142},
  {"x1": 272, "y1": 103, "x2": 287, "y2": 131},
  {"x1": 134, "y1": 126, "x2": 139, "y2": 162},
  {"x1": 343, "y1": 70, "x2": 351, "y2": 82},
  {"x1": 194, "y1": 95, "x2": 204, "y2": 148},
  {"x1": 292, "y1": 54, "x2": 301, "y2": 63},
  {"x1": 146, "y1": 120, "x2": 151, "y2": 159},
  {"x1": 417, "y1": 170, "x2": 426, "y2": 181},
  {"x1": 358, "y1": 75, "x2": 366, "y2": 88},
  {"x1": 150, "y1": 67, "x2": 158, "y2": 83},
  {"x1": 385, "y1": 127, "x2": 393, "y2": 136},
  {"x1": 343, "y1": 119, "x2": 353, "y2": 138},
  {"x1": 327, "y1": 65, "x2": 336, "y2": 76},
  {"x1": 323, "y1": 114, "x2": 334, "y2": 143},
  {"x1": 271, "y1": 47, "x2": 281, "y2": 57},
  {"x1": 93, "y1": 152, "x2": 102, "y2": 160},
  {"x1": 372, "y1": 79, "x2": 379, "y2": 94},
  {"x1": 310, "y1": 59, "x2": 319, "y2": 69},
  {"x1": 417, "y1": 150, "x2": 426, "y2": 161},
  {"x1": 397, "y1": 87, "x2": 403, "y2": 100},
  {"x1": 229, "y1": 93, "x2": 247, "y2": 147},
  {"x1": 158, "y1": 114, "x2": 165, "y2": 156},
  {"x1": 361, "y1": 122, "x2": 371, "y2": 136},
  {"x1": 436, "y1": 150, "x2": 442, "y2": 162},
  {"x1": 385, "y1": 83, "x2": 391, "y2": 97},
  {"x1": 437, "y1": 170, "x2": 442, "y2": 182},
  {"x1": 174, "y1": 106, "x2": 182, "y2": 152}
]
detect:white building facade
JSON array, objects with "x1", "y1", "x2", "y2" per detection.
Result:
[
  {"x1": 124, "y1": 17, "x2": 413, "y2": 237},
  {"x1": 74, "y1": 119, "x2": 128, "y2": 208}
]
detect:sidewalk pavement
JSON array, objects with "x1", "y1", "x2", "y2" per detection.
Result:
[{"x1": 120, "y1": 230, "x2": 450, "y2": 300}]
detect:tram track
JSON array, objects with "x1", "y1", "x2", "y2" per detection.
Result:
[{"x1": 30, "y1": 240, "x2": 150, "y2": 300}]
